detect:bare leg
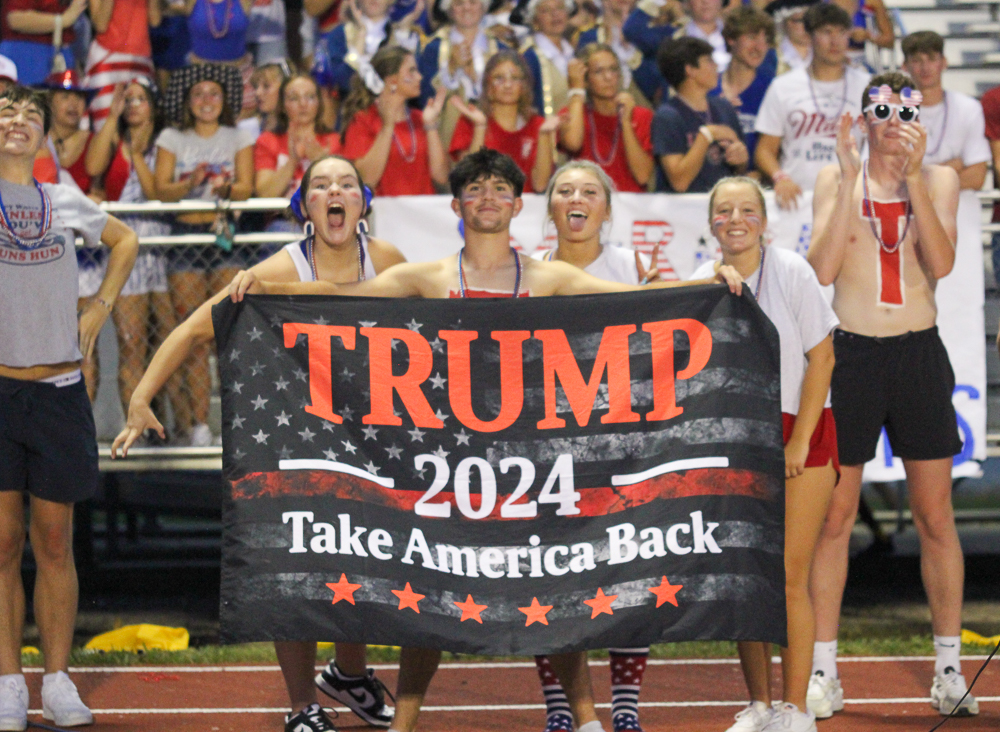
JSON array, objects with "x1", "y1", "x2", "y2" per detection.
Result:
[
  {"x1": 548, "y1": 652, "x2": 599, "y2": 727},
  {"x1": 151, "y1": 289, "x2": 186, "y2": 432},
  {"x1": 275, "y1": 641, "x2": 318, "y2": 711},
  {"x1": 392, "y1": 647, "x2": 440, "y2": 732},
  {"x1": 112, "y1": 294, "x2": 150, "y2": 414},
  {"x1": 168, "y1": 271, "x2": 211, "y2": 431},
  {"x1": 903, "y1": 458, "x2": 963, "y2": 636},
  {"x1": 736, "y1": 642, "x2": 772, "y2": 705},
  {"x1": 810, "y1": 464, "x2": 863, "y2": 645},
  {"x1": 781, "y1": 463, "x2": 837, "y2": 709},
  {"x1": 29, "y1": 496, "x2": 77, "y2": 674},
  {"x1": 0, "y1": 492, "x2": 26, "y2": 676},
  {"x1": 334, "y1": 642, "x2": 367, "y2": 676}
]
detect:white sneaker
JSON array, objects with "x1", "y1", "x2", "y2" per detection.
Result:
[
  {"x1": 806, "y1": 672, "x2": 843, "y2": 719},
  {"x1": 0, "y1": 674, "x2": 28, "y2": 732},
  {"x1": 41, "y1": 671, "x2": 93, "y2": 727},
  {"x1": 190, "y1": 423, "x2": 213, "y2": 447},
  {"x1": 726, "y1": 701, "x2": 774, "y2": 731},
  {"x1": 762, "y1": 703, "x2": 816, "y2": 732},
  {"x1": 930, "y1": 667, "x2": 979, "y2": 716}
]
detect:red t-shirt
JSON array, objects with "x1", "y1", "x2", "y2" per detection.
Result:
[
  {"x1": 342, "y1": 105, "x2": 434, "y2": 196},
  {"x1": 104, "y1": 142, "x2": 132, "y2": 202},
  {"x1": 32, "y1": 135, "x2": 92, "y2": 192},
  {"x1": 2, "y1": 0, "x2": 76, "y2": 43},
  {"x1": 981, "y1": 86, "x2": 1000, "y2": 223},
  {"x1": 449, "y1": 115, "x2": 545, "y2": 193},
  {"x1": 94, "y1": 0, "x2": 150, "y2": 56},
  {"x1": 559, "y1": 105, "x2": 653, "y2": 193},
  {"x1": 254, "y1": 130, "x2": 342, "y2": 197}
]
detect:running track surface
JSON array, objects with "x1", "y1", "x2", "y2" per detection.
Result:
[{"x1": 21, "y1": 656, "x2": 999, "y2": 731}]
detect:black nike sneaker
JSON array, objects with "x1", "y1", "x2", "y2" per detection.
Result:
[
  {"x1": 285, "y1": 703, "x2": 337, "y2": 732},
  {"x1": 315, "y1": 662, "x2": 394, "y2": 727}
]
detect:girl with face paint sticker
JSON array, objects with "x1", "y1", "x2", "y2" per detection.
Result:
[
  {"x1": 696, "y1": 176, "x2": 840, "y2": 732},
  {"x1": 112, "y1": 154, "x2": 406, "y2": 732}
]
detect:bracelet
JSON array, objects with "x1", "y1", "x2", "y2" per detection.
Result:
[
  {"x1": 699, "y1": 126, "x2": 713, "y2": 144},
  {"x1": 567, "y1": 88, "x2": 586, "y2": 99},
  {"x1": 772, "y1": 170, "x2": 790, "y2": 182},
  {"x1": 95, "y1": 297, "x2": 113, "y2": 313}
]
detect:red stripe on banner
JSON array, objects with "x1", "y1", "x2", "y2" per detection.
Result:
[{"x1": 230, "y1": 468, "x2": 772, "y2": 518}]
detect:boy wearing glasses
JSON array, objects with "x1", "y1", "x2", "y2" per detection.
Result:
[{"x1": 807, "y1": 72, "x2": 975, "y2": 719}]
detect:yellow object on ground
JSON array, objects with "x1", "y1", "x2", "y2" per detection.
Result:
[
  {"x1": 85, "y1": 624, "x2": 190, "y2": 653},
  {"x1": 961, "y1": 629, "x2": 1000, "y2": 646},
  {"x1": 20, "y1": 647, "x2": 40, "y2": 655}
]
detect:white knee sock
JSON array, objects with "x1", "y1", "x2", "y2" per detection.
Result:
[
  {"x1": 934, "y1": 636, "x2": 961, "y2": 676},
  {"x1": 811, "y1": 640, "x2": 838, "y2": 679}
]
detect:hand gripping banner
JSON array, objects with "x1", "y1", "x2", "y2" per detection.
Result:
[{"x1": 214, "y1": 286, "x2": 786, "y2": 653}]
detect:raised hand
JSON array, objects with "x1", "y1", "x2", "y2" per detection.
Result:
[
  {"x1": 899, "y1": 121, "x2": 927, "y2": 178},
  {"x1": 636, "y1": 242, "x2": 662, "y2": 284},
  {"x1": 615, "y1": 91, "x2": 635, "y2": 121},
  {"x1": 567, "y1": 58, "x2": 587, "y2": 91},
  {"x1": 398, "y1": 0, "x2": 425, "y2": 29},
  {"x1": 422, "y1": 86, "x2": 448, "y2": 130},
  {"x1": 108, "y1": 83, "x2": 126, "y2": 120},
  {"x1": 835, "y1": 111, "x2": 861, "y2": 180},
  {"x1": 539, "y1": 115, "x2": 561, "y2": 134},
  {"x1": 449, "y1": 94, "x2": 488, "y2": 127},
  {"x1": 722, "y1": 139, "x2": 749, "y2": 168}
]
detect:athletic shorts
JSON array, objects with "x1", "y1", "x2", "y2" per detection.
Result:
[
  {"x1": 0, "y1": 373, "x2": 100, "y2": 504},
  {"x1": 831, "y1": 327, "x2": 961, "y2": 465},
  {"x1": 782, "y1": 407, "x2": 840, "y2": 477}
]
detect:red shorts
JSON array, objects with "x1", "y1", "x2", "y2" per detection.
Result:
[{"x1": 782, "y1": 407, "x2": 840, "y2": 477}]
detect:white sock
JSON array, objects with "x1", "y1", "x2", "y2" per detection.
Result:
[
  {"x1": 577, "y1": 721, "x2": 605, "y2": 732},
  {"x1": 934, "y1": 635, "x2": 962, "y2": 676},
  {"x1": 811, "y1": 640, "x2": 838, "y2": 679}
]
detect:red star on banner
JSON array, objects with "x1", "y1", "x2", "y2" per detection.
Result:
[
  {"x1": 454, "y1": 594, "x2": 488, "y2": 623},
  {"x1": 326, "y1": 573, "x2": 362, "y2": 605},
  {"x1": 583, "y1": 588, "x2": 618, "y2": 619},
  {"x1": 648, "y1": 576, "x2": 683, "y2": 608},
  {"x1": 391, "y1": 582, "x2": 425, "y2": 613},
  {"x1": 519, "y1": 597, "x2": 554, "y2": 627}
]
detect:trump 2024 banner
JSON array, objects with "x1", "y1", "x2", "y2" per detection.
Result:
[{"x1": 213, "y1": 286, "x2": 786, "y2": 654}]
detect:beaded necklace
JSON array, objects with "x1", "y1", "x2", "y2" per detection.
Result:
[
  {"x1": 308, "y1": 233, "x2": 366, "y2": 283},
  {"x1": 206, "y1": 0, "x2": 234, "y2": 40},
  {"x1": 807, "y1": 66, "x2": 847, "y2": 121},
  {"x1": 924, "y1": 91, "x2": 948, "y2": 160},
  {"x1": 457, "y1": 247, "x2": 522, "y2": 298},
  {"x1": 0, "y1": 179, "x2": 53, "y2": 250},
  {"x1": 393, "y1": 113, "x2": 418, "y2": 163},
  {"x1": 587, "y1": 107, "x2": 621, "y2": 166},
  {"x1": 862, "y1": 161, "x2": 911, "y2": 255},
  {"x1": 751, "y1": 246, "x2": 766, "y2": 300}
]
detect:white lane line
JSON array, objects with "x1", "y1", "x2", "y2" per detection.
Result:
[
  {"x1": 26, "y1": 656, "x2": 992, "y2": 673},
  {"x1": 29, "y1": 698, "x2": 1000, "y2": 714}
]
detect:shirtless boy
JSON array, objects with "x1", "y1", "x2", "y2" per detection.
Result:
[
  {"x1": 229, "y1": 148, "x2": 743, "y2": 732},
  {"x1": 807, "y1": 72, "x2": 975, "y2": 718}
]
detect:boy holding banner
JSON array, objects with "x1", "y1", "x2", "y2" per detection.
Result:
[{"x1": 228, "y1": 148, "x2": 745, "y2": 732}]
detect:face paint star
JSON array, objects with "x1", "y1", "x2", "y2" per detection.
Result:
[
  {"x1": 429, "y1": 372, "x2": 447, "y2": 390},
  {"x1": 362, "y1": 425, "x2": 379, "y2": 441},
  {"x1": 275, "y1": 411, "x2": 291, "y2": 426},
  {"x1": 252, "y1": 430, "x2": 269, "y2": 444},
  {"x1": 252, "y1": 395, "x2": 268, "y2": 410}
]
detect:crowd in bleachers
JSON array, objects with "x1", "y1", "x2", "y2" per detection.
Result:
[{"x1": 1, "y1": 0, "x2": 998, "y2": 446}]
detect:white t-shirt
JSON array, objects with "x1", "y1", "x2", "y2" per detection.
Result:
[
  {"x1": 531, "y1": 243, "x2": 651, "y2": 285},
  {"x1": 283, "y1": 234, "x2": 378, "y2": 282},
  {"x1": 918, "y1": 90, "x2": 992, "y2": 167},
  {"x1": 691, "y1": 246, "x2": 839, "y2": 414},
  {"x1": 155, "y1": 126, "x2": 254, "y2": 201},
  {"x1": 755, "y1": 66, "x2": 870, "y2": 191}
]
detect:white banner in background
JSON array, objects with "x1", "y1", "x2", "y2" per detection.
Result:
[{"x1": 370, "y1": 191, "x2": 986, "y2": 479}]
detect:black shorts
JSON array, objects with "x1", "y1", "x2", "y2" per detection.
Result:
[
  {"x1": 831, "y1": 327, "x2": 961, "y2": 465},
  {"x1": 0, "y1": 375, "x2": 99, "y2": 504}
]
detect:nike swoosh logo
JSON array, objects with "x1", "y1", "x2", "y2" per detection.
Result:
[{"x1": 349, "y1": 687, "x2": 376, "y2": 708}]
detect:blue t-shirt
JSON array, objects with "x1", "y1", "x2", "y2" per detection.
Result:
[{"x1": 652, "y1": 95, "x2": 746, "y2": 192}]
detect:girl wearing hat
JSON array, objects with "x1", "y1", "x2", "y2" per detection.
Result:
[
  {"x1": 449, "y1": 50, "x2": 559, "y2": 193},
  {"x1": 154, "y1": 63, "x2": 254, "y2": 445},
  {"x1": 86, "y1": 77, "x2": 183, "y2": 444},
  {"x1": 341, "y1": 46, "x2": 449, "y2": 196},
  {"x1": 183, "y1": 0, "x2": 257, "y2": 116},
  {"x1": 112, "y1": 154, "x2": 406, "y2": 732}
]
